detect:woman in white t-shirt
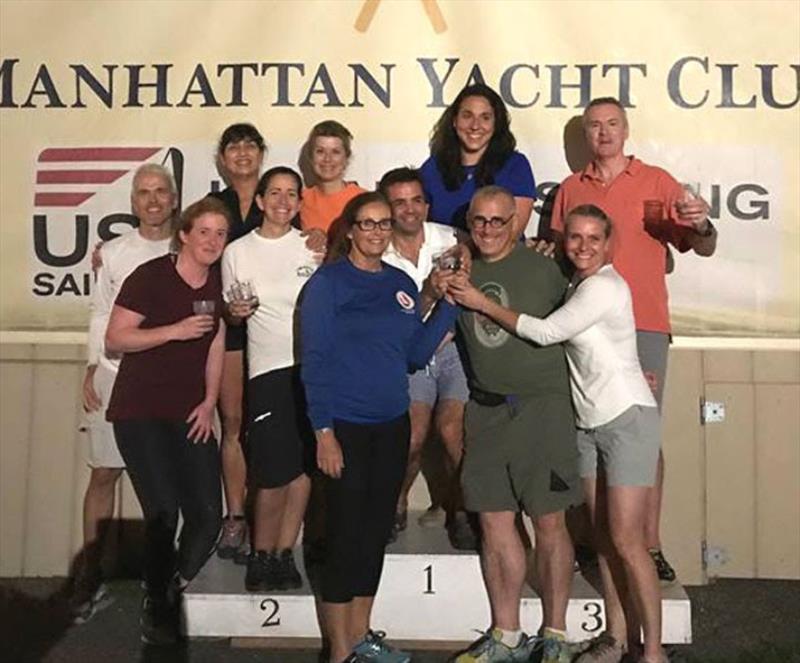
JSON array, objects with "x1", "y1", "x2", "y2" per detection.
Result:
[
  {"x1": 450, "y1": 204, "x2": 666, "y2": 663},
  {"x1": 221, "y1": 166, "x2": 320, "y2": 593}
]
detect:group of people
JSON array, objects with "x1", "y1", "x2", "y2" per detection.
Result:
[{"x1": 72, "y1": 83, "x2": 717, "y2": 663}]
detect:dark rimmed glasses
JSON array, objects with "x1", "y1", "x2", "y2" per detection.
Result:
[
  {"x1": 468, "y1": 214, "x2": 514, "y2": 229},
  {"x1": 354, "y1": 217, "x2": 394, "y2": 231}
]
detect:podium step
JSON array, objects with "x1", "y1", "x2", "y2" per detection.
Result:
[{"x1": 184, "y1": 512, "x2": 691, "y2": 645}]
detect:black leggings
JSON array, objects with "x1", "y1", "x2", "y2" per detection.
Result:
[
  {"x1": 322, "y1": 414, "x2": 410, "y2": 603},
  {"x1": 114, "y1": 419, "x2": 222, "y2": 597}
]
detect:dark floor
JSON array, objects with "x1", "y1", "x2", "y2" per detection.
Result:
[{"x1": 1, "y1": 577, "x2": 798, "y2": 663}]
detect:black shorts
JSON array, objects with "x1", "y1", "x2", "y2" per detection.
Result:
[{"x1": 246, "y1": 366, "x2": 315, "y2": 489}]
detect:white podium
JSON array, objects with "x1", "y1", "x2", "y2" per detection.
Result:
[{"x1": 184, "y1": 511, "x2": 691, "y2": 646}]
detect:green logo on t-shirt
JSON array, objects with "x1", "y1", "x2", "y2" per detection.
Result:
[{"x1": 474, "y1": 282, "x2": 509, "y2": 349}]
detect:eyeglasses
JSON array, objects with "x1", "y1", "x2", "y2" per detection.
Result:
[
  {"x1": 469, "y1": 214, "x2": 514, "y2": 229},
  {"x1": 354, "y1": 218, "x2": 393, "y2": 231}
]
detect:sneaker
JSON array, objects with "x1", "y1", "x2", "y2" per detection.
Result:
[
  {"x1": 245, "y1": 550, "x2": 278, "y2": 592},
  {"x1": 417, "y1": 505, "x2": 446, "y2": 528},
  {"x1": 448, "y1": 511, "x2": 479, "y2": 551},
  {"x1": 648, "y1": 549, "x2": 676, "y2": 583},
  {"x1": 140, "y1": 594, "x2": 178, "y2": 646},
  {"x1": 276, "y1": 548, "x2": 302, "y2": 590},
  {"x1": 71, "y1": 582, "x2": 115, "y2": 624},
  {"x1": 574, "y1": 632, "x2": 626, "y2": 663},
  {"x1": 350, "y1": 630, "x2": 411, "y2": 662},
  {"x1": 217, "y1": 517, "x2": 247, "y2": 560},
  {"x1": 455, "y1": 628, "x2": 534, "y2": 662},
  {"x1": 388, "y1": 511, "x2": 407, "y2": 544},
  {"x1": 534, "y1": 635, "x2": 578, "y2": 663}
]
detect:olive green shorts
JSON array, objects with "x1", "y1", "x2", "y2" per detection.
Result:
[{"x1": 461, "y1": 394, "x2": 581, "y2": 517}]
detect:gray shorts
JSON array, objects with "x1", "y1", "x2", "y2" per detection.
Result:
[
  {"x1": 636, "y1": 331, "x2": 669, "y2": 409},
  {"x1": 577, "y1": 405, "x2": 661, "y2": 487},
  {"x1": 408, "y1": 339, "x2": 469, "y2": 407},
  {"x1": 462, "y1": 393, "x2": 581, "y2": 517}
]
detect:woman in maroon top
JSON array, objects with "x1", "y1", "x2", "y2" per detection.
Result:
[{"x1": 105, "y1": 197, "x2": 230, "y2": 645}]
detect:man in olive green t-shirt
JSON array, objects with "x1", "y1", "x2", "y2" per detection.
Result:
[{"x1": 453, "y1": 186, "x2": 581, "y2": 662}]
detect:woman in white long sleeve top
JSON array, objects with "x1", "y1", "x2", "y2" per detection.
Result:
[{"x1": 450, "y1": 204, "x2": 666, "y2": 663}]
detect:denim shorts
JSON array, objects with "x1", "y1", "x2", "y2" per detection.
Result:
[{"x1": 408, "y1": 339, "x2": 469, "y2": 406}]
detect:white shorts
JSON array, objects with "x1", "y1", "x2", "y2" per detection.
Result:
[{"x1": 82, "y1": 362, "x2": 125, "y2": 469}]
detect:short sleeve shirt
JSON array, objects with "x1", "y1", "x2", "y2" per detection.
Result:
[
  {"x1": 457, "y1": 244, "x2": 571, "y2": 397},
  {"x1": 421, "y1": 151, "x2": 536, "y2": 230},
  {"x1": 107, "y1": 255, "x2": 223, "y2": 421}
]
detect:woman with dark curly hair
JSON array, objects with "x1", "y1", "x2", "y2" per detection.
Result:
[{"x1": 421, "y1": 84, "x2": 536, "y2": 234}]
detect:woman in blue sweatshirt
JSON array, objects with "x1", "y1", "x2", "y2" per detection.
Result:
[{"x1": 301, "y1": 191, "x2": 458, "y2": 663}]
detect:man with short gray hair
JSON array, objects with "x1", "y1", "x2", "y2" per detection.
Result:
[
  {"x1": 454, "y1": 186, "x2": 580, "y2": 663},
  {"x1": 71, "y1": 163, "x2": 177, "y2": 622}
]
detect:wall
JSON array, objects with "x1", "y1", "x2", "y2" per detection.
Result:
[{"x1": 2, "y1": 337, "x2": 798, "y2": 583}]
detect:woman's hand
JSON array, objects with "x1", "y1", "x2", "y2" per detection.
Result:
[
  {"x1": 186, "y1": 400, "x2": 215, "y2": 443},
  {"x1": 449, "y1": 278, "x2": 490, "y2": 312},
  {"x1": 226, "y1": 299, "x2": 256, "y2": 321},
  {"x1": 315, "y1": 428, "x2": 344, "y2": 478},
  {"x1": 171, "y1": 314, "x2": 215, "y2": 341}
]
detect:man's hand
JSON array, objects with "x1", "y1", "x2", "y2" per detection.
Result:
[
  {"x1": 301, "y1": 228, "x2": 328, "y2": 261},
  {"x1": 82, "y1": 365, "x2": 102, "y2": 412},
  {"x1": 524, "y1": 237, "x2": 556, "y2": 258},
  {"x1": 316, "y1": 428, "x2": 344, "y2": 478},
  {"x1": 91, "y1": 241, "x2": 104, "y2": 274},
  {"x1": 675, "y1": 195, "x2": 711, "y2": 233}
]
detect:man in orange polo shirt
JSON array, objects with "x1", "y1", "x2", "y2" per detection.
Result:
[{"x1": 549, "y1": 97, "x2": 717, "y2": 589}]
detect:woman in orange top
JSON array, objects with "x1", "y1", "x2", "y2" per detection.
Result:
[{"x1": 300, "y1": 120, "x2": 365, "y2": 235}]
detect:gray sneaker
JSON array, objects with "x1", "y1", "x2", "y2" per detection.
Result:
[
  {"x1": 217, "y1": 517, "x2": 247, "y2": 560},
  {"x1": 417, "y1": 505, "x2": 446, "y2": 528},
  {"x1": 455, "y1": 628, "x2": 534, "y2": 662},
  {"x1": 71, "y1": 582, "x2": 115, "y2": 624},
  {"x1": 574, "y1": 632, "x2": 626, "y2": 663}
]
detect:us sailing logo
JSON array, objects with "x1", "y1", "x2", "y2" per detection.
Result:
[{"x1": 31, "y1": 146, "x2": 183, "y2": 297}]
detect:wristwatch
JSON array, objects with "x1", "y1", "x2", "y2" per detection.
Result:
[
  {"x1": 696, "y1": 219, "x2": 715, "y2": 237},
  {"x1": 315, "y1": 427, "x2": 332, "y2": 436}
]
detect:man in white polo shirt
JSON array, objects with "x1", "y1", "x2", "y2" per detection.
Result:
[
  {"x1": 73, "y1": 163, "x2": 177, "y2": 622},
  {"x1": 378, "y1": 167, "x2": 476, "y2": 549}
]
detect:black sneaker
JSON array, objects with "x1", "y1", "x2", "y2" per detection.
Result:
[
  {"x1": 245, "y1": 550, "x2": 278, "y2": 592},
  {"x1": 649, "y1": 548, "x2": 677, "y2": 583},
  {"x1": 448, "y1": 511, "x2": 479, "y2": 551},
  {"x1": 140, "y1": 594, "x2": 178, "y2": 646},
  {"x1": 574, "y1": 543, "x2": 599, "y2": 573},
  {"x1": 276, "y1": 548, "x2": 302, "y2": 590}
]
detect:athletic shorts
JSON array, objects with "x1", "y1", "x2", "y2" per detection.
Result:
[
  {"x1": 82, "y1": 362, "x2": 125, "y2": 469},
  {"x1": 246, "y1": 366, "x2": 315, "y2": 489},
  {"x1": 636, "y1": 331, "x2": 669, "y2": 409},
  {"x1": 577, "y1": 405, "x2": 661, "y2": 487},
  {"x1": 408, "y1": 339, "x2": 469, "y2": 407},
  {"x1": 461, "y1": 393, "x2": 581, "y2": 517}
]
